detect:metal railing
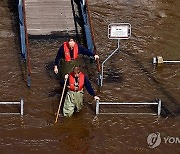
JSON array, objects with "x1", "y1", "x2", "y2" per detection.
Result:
[
  {"x1": 101, "y1": 39, "x2": 120, "y2": 86},
  {"x1": 18, "y1": 0, "x2": 31, "y2": 87},
  {"x1": 80, "y1": 0, "x2": 101, "y2": 81},
  {"x1": 96, "y1": 99, "x2": 161, "y2": 116},
  {"x1": 0, "y1": 99, "x2": 24, "y2": 116},
  {"x1": 153, "y1": 56, "x2": 180, "y2": 66}
]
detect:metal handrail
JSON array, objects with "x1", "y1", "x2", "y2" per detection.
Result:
[
  {"x1": 101, "y1": 39, "x2": 120, "y2": 86},
  {"x1": 85, "y1": 0, "x2": 101, "y2": 73},
  {"x1": 80, "y1": 0, "x2": 101, "y2": 74},
  {"x1": 18, "y1": 0, "x2": 31, "y2": 87}
]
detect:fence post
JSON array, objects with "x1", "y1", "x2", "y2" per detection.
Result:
[
  {"x1": 96, "y1": 100, "x2": 99, "y2": 115},
  {"x1": 157, "y1": 99, "x2": 161, "y2": 116},
  {"x1": 20, "y1": 99, "x2": 24, "y2": 116}
]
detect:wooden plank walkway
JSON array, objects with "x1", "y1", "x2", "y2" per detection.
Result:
[{"x1": 25, "y1": 0, "x2": 76, "y2": 35}]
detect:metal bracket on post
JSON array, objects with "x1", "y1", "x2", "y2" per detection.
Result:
[{"x1": 0, "y1": 99, "x2": 24, "y2": 116}]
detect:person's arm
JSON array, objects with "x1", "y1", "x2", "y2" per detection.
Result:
[
  {"x1": 84, "y1": 75, "x2": 96, "y2": 96},
  {"x1": 78, "y1": 44, "x2": 95, "y2": 57},
  {"x1": 54, "y1": 45, "x2": 64, "y2": 74},
  {"x1": 55, "y1": 45, "x2": 64, "y2": 65}
]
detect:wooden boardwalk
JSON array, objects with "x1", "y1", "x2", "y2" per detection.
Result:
[{"x1": 25, "y1": 0, "x2": 76, "y2": 35}]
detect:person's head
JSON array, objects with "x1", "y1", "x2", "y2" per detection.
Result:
[
  {"x1": 67, "y1": 38, "x2": 76, "y2": 49},
  {"x1": 73, "y1": 65, "x2": 80, "y2": 76}
]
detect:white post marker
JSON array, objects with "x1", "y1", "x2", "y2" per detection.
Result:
[{"x1": 100, "y1": 23, "x2": 131, "y2": 86}]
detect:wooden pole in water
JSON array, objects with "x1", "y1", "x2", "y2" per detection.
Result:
[{"x1": 55, "y1": 78, "x2": 68, "y2": 123}]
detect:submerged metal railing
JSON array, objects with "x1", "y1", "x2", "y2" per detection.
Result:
[
  {"x1": 18, "y1": 0, "x2": 31, "y2": 87},
  {"x1": 96, "y1": 99, "x2": 161, "y2": 116},
  {"x1": 101, "y1": 39, "x2": 120, "y2": 86},
  {"x1": 80, "y1": 0, "x2": 93, "y2": 52},
  {"x1": 0, "y1": 99, "x2": 24, "y2": 116},
  {"x1": 80, "y1": 0, "x2": 101, "y2": 84},
  {"x1": 153, "y1": 56, "x2": 180, "y2": 66}
]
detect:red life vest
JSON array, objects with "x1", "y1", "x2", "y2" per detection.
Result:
[
  {"x1": 69, "y1": 72, "x2": 85, "y2": 91},
  {"x1": 64, "y1": 42, "x2": 78, "y2": 62}
]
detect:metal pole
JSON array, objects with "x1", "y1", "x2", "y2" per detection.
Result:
[
  {"x1": 0, "y1": 102, "x2": 21, "y2": 105},
  {"x1": 101, "y1": 39, "x2": 120, "y2": 86},
  {"x1": 163, "y1": 61, "x2": 180, "y2": 63},
  {"x1": 96, "y1": 100, "x2": 100, "y2": 114},
  {"x1": 20, "y1": 99, "x2": 24, "y2": 116},
  {"x1": 99, "y1": 113, "x2": 157, "y2": 115},
  {"x1": 82, "y1": 0, "x2": 85, "y2": 6},
  {"x1": 157, "y1": 99, "x2": 161, "y2": 116},
  {"x1": 98, "y1": 102, "x2": 158, "y2": 105}
]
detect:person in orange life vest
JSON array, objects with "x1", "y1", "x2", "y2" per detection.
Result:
[
  {"x1": 63, "y1": 66, "x2": 100, "y2": 117},
  {"x1": 54, "y1": 38, "x2": 99, "y2": 78}
]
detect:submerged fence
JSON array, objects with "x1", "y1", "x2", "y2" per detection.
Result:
[{"x1": 0, "y1": 99, "x2": 24, "y2": 116}]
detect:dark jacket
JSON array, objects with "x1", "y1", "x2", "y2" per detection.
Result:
[{"x1": 55, "y1": 43, "x2": 94, "y2": 65}]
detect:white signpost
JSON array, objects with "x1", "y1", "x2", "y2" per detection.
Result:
[{"x1": 100, "y1": 23, "x2": 131, "y2": 86}]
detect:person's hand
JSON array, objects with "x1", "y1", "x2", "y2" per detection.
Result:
[
  {"x1": 94, "y1": 55, "x2": 99, "y2": 60},
  {"x1": 54, "y1": 66, "x2": 58, "y2": 74},
  {"x1": 94, "y1": 96, "x2": 100, "y2": 101},
  {"x1": 64, "y1": 74, "x2": 69, "y2": 79}
]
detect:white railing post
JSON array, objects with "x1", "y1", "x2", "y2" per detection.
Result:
[{"x1": 96, "y1": 100, "x2": 100, "y2": 115}]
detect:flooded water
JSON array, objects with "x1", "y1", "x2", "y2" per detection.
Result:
[{"x1": 0, "y1": 0, "x2": 179, "y2": 153}]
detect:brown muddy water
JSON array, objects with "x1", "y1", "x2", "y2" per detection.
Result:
[{"x1": 0, "y1": 0, "x2": 180, "y2": 153}]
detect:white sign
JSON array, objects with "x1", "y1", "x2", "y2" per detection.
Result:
[{"x1": 108, "y1": 23, "x2": 131, "y2": 39}]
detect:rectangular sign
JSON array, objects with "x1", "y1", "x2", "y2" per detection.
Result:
[{"x1": 108, "y1": 23, "x2": 131, "y2": 39}]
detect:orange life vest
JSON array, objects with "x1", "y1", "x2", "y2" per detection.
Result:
[
  {"x1": 64, "y1": 42, "x2": 78, "y2": 62},
  {"x1": 69, "y1": 72, "x2": 85, "y2": 91}
]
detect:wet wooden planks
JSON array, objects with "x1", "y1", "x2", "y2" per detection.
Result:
[{"x1": 25, "y1": 0, "x2": 75, "y2": 35}]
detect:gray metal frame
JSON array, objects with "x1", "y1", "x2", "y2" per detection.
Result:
[
  {"x1": 96, "y1": 99, "x2": 161, "y2": 116},
  {"x1": 0, "y1": 99, "x2": 24, "y2": 116}
]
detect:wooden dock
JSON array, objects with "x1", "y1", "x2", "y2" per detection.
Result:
[{"x1": 25, "y1": 0, "x2": 76, "y2": 35}]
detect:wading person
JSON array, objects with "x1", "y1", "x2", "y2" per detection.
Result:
[
  {"x1": 63, "y1": 66, "x2": 100, "y2": 117},
  {"x1": 54, "y1": 38, "x2": 99, "y2": 80}
]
